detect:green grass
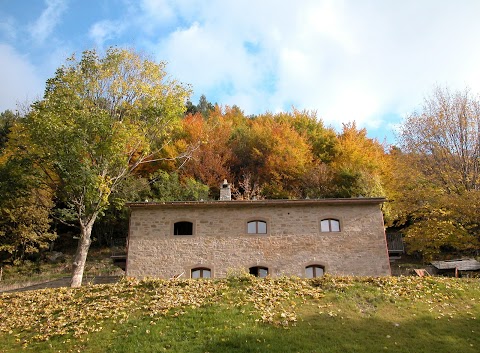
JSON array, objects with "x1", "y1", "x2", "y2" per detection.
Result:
[{"x1": 1, "y1": 276, "x2": 479, "y2": 353}]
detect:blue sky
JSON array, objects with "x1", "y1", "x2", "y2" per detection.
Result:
[{"x1": 2, "y1": 0, "x2": 480, "y2": 143}]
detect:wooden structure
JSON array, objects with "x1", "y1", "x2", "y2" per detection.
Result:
[
  {"x1": 430, "y1": 258, "x2": 480, "y2": 277},
  {"x1": 386, "y1": 232, "x2": 404, "y2": 260}
]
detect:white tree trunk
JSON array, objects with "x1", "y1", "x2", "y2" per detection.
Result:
[{"x1": 70, "y1": 217, "x2": 96, "y2": 288}]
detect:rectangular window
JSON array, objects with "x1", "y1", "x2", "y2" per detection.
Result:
[
  {"x1": 257, "y1": 221, "x2": 267, "y2": 234},
  {"x1": 321, "y1": 219, "x2": 340, "y2": 232},
  {"x1": 174, "y1": 221, "x2": 193, "y2": 235},
  {"x1": 330, "y1": 220, "x2": 340, "y2": 232},
  {"x1": 320, "y1": 220, "x2": 330, "y2": 232},
  {"x1": 247, "y1": 220, "x2": 267, "y2": 234}
]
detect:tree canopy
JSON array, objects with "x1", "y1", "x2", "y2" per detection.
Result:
[
  {"x1": 17, "y1": 48, "x2": 191, "y2": 286},
  {"x1": 4, "y1": 50, "x2": 478, "y2": 270},
  {"x1": 393, "y1": 87, "x2": 480, "y2": 259}
]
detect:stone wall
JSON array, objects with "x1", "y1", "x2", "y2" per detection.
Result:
[{"x1": 126, "y1": 201, "x2": 391, "y2": 278}]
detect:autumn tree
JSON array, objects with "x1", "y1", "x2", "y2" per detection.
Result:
[
  {"x1": 180, "y1": 105, "x2": 247, "y2": 196},
  {"x1": 0, "y1": 156, "x2": 56, "y2": 264},
  {"x1": 273, "y1": 109, "x2": 340, "y2": 198},
  {"x1": 395, "y1": 87, "x2": 480, "y2": 259},
  {"x1": 399, "y1": 87, "x2": 480, "y2": 193},
  {"x1": 275, "y1": 109, "x2": 338, "y2": 163},
  {"x1": 0, "y1": 110, "x2": 18, "y2": 151},
  {"x1": 0, "y1": 109, "x2": 56, "y2": 265},
  {"x1": 230, "y1": 115, "x2": 314, "y2": 198},
  {"x1": 333, "y1": 122, "x2": 391, "y2": 198},
  {"x1": 20, "y1": 48, "x2": 191, "y2": 287},
  {"x1": 181, "y1": 110, "x2": 233, "y2": 191}
]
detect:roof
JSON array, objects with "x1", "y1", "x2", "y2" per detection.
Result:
[
  {"x1": 126, "y1": 197, "x2": 386, "y2": 209},
  {"x1": 431, "y1": 259, "x2": 480, "y2": 271}
]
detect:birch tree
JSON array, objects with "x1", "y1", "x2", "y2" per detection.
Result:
[{"x1": 22, "y1": 48, "x2": 191, "y2": 287}]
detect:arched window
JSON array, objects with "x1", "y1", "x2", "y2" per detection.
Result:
[
  {"x1": 305, "y1": 265, "x2": 325, "y2": 278},
  {"x1": 249, "y1": 266, "x2": 269, "y2": 278},
  {"x1": 247, "y1": 220, "x2": 267, "y2": 234},
  {"x1": 191, "y1": 267, "x2": 211, "y2": 278},
  {"x1": 174, "y1": 221, "x2": 193, "y2": 235},
  {"x1": 320, "y1": 218, "x2": 340, "y2": 232}
]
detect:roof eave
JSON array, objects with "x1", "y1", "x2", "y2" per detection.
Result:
[{"x1": 126, "y1": 197, "x2": 387, "y2": 209}]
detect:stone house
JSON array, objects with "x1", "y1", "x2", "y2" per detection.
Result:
[{"x1": 125, "y1": 181, "x2": 391, "y2": 279}]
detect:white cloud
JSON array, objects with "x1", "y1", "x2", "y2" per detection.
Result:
[
  {"x1": 0, "y1": 44, "x2": 44, "y2": 112},
  {"x1": 140, "y1": 0, "x2": 176, "y2": 22},
  {"x1": 89, "y1": 20, "x2": 126, "y2": 48},
  {"x1": 153, "y1": 21, "x2": 266, "y2": 105},
  {"x1": 142, "y1": 0, "x2": 480, "y2": 136},
  {"x1": 5, "y1": 0, "x2": 480, "y2": 142},
  {"x1": 29, "y1": 0, "x2": 67, "y2": 44}
]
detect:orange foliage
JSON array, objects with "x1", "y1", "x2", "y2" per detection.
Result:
[{"x1": 180, "y1": 108, "x2": 236, "y2": 190}]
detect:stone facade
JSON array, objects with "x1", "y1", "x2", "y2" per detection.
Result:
[{"x1": 126, "y1": 198, "x2": 391, "y2": 278}]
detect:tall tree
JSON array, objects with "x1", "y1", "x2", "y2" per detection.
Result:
[
  {"x1": 399, "y1": 87, "x2": 480, "y2": 193},
  {"x1": 275, "y1": 109, "x2": 339, "y2": 163},
  {"x1": 180, "y1": 106, "x2": 242, "y2": 193},
  {"x1": 332, "y1": 122, "x2": 390, "y2": 198},
  {"x1": 230, "y1": 115, "x2": 314, "y2": 198},
  {"x1": 0, "y1": 156, "x2": 56, "y2": 264},
  {"x1": 0, "y1": 110, "x2": 18, "y2": 151},
  {"x1": 396, "y1": 87, "x2": 480, "y2": 259},
  {"x1": 185, "y1": 94, "x2": 215, "y2": 118},
  {"x1": 20, "y1": 48, "x2": 191, "y2": 287}
]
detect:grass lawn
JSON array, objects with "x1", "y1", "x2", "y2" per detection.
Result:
[{"x1": 0, "y1": 275, "x2": 479, "y2": 353}]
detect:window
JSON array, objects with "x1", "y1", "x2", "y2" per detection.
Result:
[
  {"x1": 305, "y1": 265, "x2": 325, "y2": 278},
  {"x1": 191, "y1": 267, "x2": 211, "y2": 278},
  {"x1": 247, "y1": 220, "x2": 267, "y2": 234},
  {"x1": 249, "y1": 266, "x2": 269, "y2": 278},
  {"x1": 174, "y1": 221, "x2": 193, "y2": 235},
  {"x1": 320, "y1": 219, "x2": 340, "y2": 232}
]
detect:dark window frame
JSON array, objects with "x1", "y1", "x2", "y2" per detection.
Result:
[
  {"x1": 191, "y1": 267, "x2": 211, "y2": 279},
  {"x1": 247, "y1": 220, "x2": 268, "y2": 234},
  {"x1": 249, "y1": 266, "x2": 269, "y2": 278},
  {"x1": 305, "y1": 265, "x2": 325, "y2": 278},
  {"x1": 173, "y1": 221, "x2": 194, "y2": 236}
]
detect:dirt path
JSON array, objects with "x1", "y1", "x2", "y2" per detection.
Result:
[{"x1": 0, "y1": 276, "x2": 122, "y2": 293}]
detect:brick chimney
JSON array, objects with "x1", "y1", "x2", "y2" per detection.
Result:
[{"x1": 219, "y1": 179, "x2": 231, "y2": 201}]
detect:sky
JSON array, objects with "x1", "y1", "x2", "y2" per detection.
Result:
[{"x1": 2, "y1": 0, "x2": 480, "y2": 143}]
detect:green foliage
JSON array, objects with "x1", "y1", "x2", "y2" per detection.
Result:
[
  {"x1": 0, "y1": 110, "x2": 18, "y2": 151},
  {"x1": 25, "y1": 47, "x2": 191, "y2": 223},
  {"x1": 401, "y1": 193, "x2": 480, "y2": 260},
  {"x1": 185, "y1": 94, "x2": 215, "y2": 118},
  {"x1": 0, "y1": 196, "x2": 55, "y2": 263},
  {"x1": 0, "y1": 158, "x2": 56, "y2": 263},
  {"x1": 19, "y1": 47, "x2": 191, "y2": 286},
  {"x1": 150, "y1": 171, "x2": 210, "y2": 201},
  {"x1": 275, "y1": 108, "x2": 339, "y2": 163}
]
